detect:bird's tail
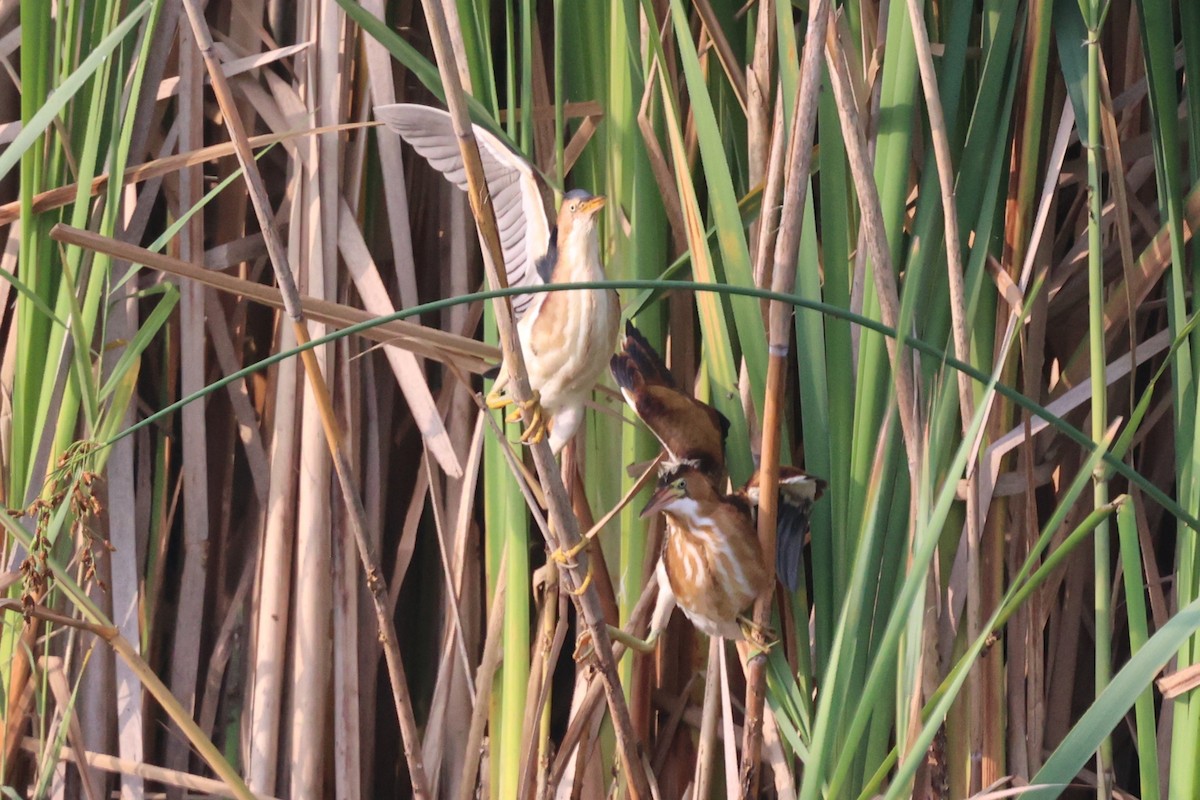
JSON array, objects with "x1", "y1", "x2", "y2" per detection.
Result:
[{"x1": 609, "y1": 351, "x2": 643, "y2": 394}]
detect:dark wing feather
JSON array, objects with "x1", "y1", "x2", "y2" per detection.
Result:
[
  {"x1": 374, "y1": 103, "x2": 551, "y2": 319},
  {"x1": 611, "y1": 323, "x2": 729, "y2": 484},
  {"x1": 741, "y1": 467, "x2": 826, "y2": 592},
  {"x1": 775, "y1": 508, "x2": 807, "y2": 592}
]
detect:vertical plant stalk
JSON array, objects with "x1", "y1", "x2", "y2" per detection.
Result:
[
  {"x1": 417, "y1": 1, "x2": 652, "y2": 797},
  {"x1": 167, "y1": 13, "x2": 212, "y2": 788},
  {"x1": 740, "y1": 1, "x2": 829, "y2": 794},
  {"x1": 0, "y1": 513, "x2": 256, "y2": 800},
  {"x1": 175, "y1": 2, "x2": 432, "y2": 795},
  {"x1": 902, "y1": 0, "x2": 976, "y2": 772},
  {"x1": 1084, "y1": 6, "x2": 1113, "y2": 796},
  {"x1": 823, "y1": 6, "x2": 923, "y2": 474},
  {"x1": 457, "y1": 554, "x2": 507, "y2": 800}
]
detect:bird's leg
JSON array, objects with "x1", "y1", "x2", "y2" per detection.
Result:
[
  {"x1": 504, "y1": 389, "x2": 541, "y2": 422},
  {"x1": 549, "y1": 454, "x2": 655, "y2": 567},
  {"x1": 573, "y1": 625, "x2": 661, "y2": 662},
  {"x1": 484, "y1": 364, "x2": 511, "y2": 409},
  {"x1": 606, "y1": 625, "x2": 661, "y2": 654},
  {"x1": 485, "y1": 389, "x2": 512, "y2": 410},
  {"x1": 738, "y1": 614, "x2": 777, "y2": 655},
  {"x1": 563, "y1": 562, "x2": 592, "y2": 596},
  {"x1": 574, "y1": 566, "x2": 674, "y2": 661},
  {"x1": 488, "y1": 386, "x2": 549, "y2": 445},
  {"x1": 549, "y1": 548, "x2": 592, "y2": 597}
]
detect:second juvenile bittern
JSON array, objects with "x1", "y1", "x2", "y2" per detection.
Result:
[{"x1": 375, "y1": 104, "x2": 619, "y2": 453}]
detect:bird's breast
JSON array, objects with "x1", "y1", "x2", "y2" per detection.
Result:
[
  {"x1": 522, "y1": 283, "x2": 618, "y2": 407},
  {"x1": 661, "y1": 514, "x2": 770, "y2": 637}
]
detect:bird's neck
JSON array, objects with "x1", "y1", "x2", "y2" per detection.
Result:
[
  {"x1": 550, "y1": 229, "x2": 603, "y2": 282},
  {"x1": 665, "y1": 497, "x2": 722, "y2": 530}
]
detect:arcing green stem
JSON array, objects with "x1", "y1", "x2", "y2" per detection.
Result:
[{"x1": 66, "y1": 271, "x2": 1200, "y2": 537}]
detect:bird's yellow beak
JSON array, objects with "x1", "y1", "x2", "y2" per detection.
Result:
[
  {"x1": 639, "y1": 482, "x2": 680, "y2": 519},
  {"x1": 578, "y1": 195, "x2": 606, "y2": 216}
]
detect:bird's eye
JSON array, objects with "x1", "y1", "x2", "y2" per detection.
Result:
[
  {"x1": 674, "y1": 479, "x2": 686, "y2": 490},
  {"x1": 570, "y1": 203, "x2": 577, "y2": 212}
]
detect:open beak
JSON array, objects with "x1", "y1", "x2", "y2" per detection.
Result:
[
  {"x1": 579, "y1": 195, "x2": 606, "y2": 217},
  {"x1": 639, "y1": 483, "x2": 678, "y2": 519}
]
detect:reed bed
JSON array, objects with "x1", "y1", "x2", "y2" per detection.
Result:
[{"x1": 2, "y1": 0, "x2": 1200, "y2": 797}]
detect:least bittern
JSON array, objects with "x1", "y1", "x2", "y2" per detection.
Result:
[
  {"x1": 743, "y1": 466, "x2": 826, "y2": 592},
  {"x1": 605, "y1": 324, "x2": 826, "y2": 650},
  {"x1": 609, "y1": 320, "x2": 731, "y2": 485},
  {"x1": 375, "y1": 104, "x2": 619, "y2": 453}
]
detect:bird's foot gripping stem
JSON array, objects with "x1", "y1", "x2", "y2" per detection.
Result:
[
  {"x1": 549, "y1": 543, "x2": 592, "y2": 596},
  {"x1": 738, "y1": 615, "x2": 777, "y2": 658},
  {"x1": 488, "y1": 389, "x2": 549, "y2": 445},
  {"x1": 484, "y1": 385, "x2": 512, "y2": 410},
  {"x1": 549, "y1": 533, "x2": 592, "y2": 569},
  {"x1": 515, "y1": 392, "x2": 548, "y2": 445}
]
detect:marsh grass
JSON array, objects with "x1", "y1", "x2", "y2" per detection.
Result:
[{"x1": 3, "y1": 1, "x2": 1200, "y2": 798}]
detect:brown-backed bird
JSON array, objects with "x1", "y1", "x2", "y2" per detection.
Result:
[
  {"x1": 641, "y1": 464, "x2": 772, "y2": 642},
  {"x1": 610, "y1": 321, "x2": 731, "y2": 485},
  {"x1": 376, "y1": 104, "x2": 619, "y2": 453},
  {"x1": 607, "y1": 324, "x2": 826, "y2": 648}
]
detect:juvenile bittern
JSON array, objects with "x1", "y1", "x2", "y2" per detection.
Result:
[
  {"x1": 641, "y1": 465, "x2": 772, "y2": 643},
  {"x1": 375, "y1": 104, "x2": 619, "y2": 453},
  {"x1": 606, "y1": 324, "x2": 826, "y2": 649},
  {"x1": 609, "y1": 320, "x2": 730, "y2": 485}
]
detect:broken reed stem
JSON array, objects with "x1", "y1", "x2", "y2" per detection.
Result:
[
  {"x1": 46, "y1": 226, "x2": 499, "y2": 374},
  {"x1": 740, "y1": 1, "x2": 830, "y2": 795},
  {"x1": 416, "y1": 0, "x2": 652, "y2": 796},
  {"x1": 175, "y1": 1, "x2": 432, "y2": 795}
]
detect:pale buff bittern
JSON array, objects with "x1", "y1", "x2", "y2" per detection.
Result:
[{"x1": 375, "y1": 104, "x2": 619, "y2": 453}]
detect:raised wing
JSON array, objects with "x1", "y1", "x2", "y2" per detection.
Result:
[
  {"x1": 375, "y1": 103, "x2": 551, "y2": 318},
  {"x1": 742, "y1": 466, "x2": 826, "y2": 592},
  {"x1": 611, "y1": 321, "x2": 731, "y2": 485}
]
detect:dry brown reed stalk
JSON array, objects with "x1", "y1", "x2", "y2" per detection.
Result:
[
  {"x1": 547, "y1": 573, "x2": 662, "y2": 787},
  {"x1": 0, "y1": 122, "x2": 375, "y2": 228},
  {"x1": 518, "y1": 563, "x2": 566, "y2": 799},
  {"x1": 457, "y1": 553, "x2": 507, "y2": 800},
  {"x1": 823, "y1": 14, "x2": 923, "y2": 473},
  {"x1": 165, "y1": 19, "x2": 211, "y2": 792},
  {"x1": 740, "y1": 0, "x2": 830, "y2": 792},
  {"x1": 40, "y1": 655, "x2": 102, "y2": 800},
  {"x1": 174, "y1": 1, "x2": 433, "y2": 794},
  {"x1": 694, "y1": 638, "x2": 722, "y2": 798},
  {"x1": 16, "y1": 736, "x2": 278, "y2": 800},
  {"x1": 901, "y1": 0, "x2": 977, "y2": 771},
  {"x1": 415, "y1": 0, "x2": 653, "y2": 795}
]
